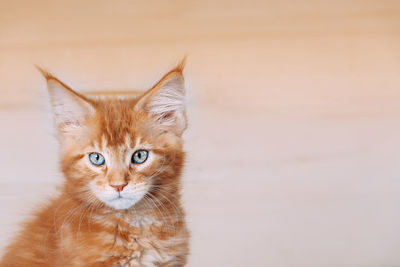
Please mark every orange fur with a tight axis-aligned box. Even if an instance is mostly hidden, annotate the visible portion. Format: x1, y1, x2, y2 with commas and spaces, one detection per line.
0, 62, 189, 267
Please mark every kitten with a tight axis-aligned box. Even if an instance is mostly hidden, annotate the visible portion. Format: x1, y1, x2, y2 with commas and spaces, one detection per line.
0, 62, 190, 266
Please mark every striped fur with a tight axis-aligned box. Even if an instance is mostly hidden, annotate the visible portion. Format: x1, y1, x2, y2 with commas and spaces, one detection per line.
0, 62, 189, 267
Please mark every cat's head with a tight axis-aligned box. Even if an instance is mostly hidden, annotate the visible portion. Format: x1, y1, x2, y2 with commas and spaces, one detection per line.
40, 63, 186, 210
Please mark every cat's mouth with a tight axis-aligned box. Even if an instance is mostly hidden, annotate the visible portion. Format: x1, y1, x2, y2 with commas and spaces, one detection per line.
102, 192, 147, 210
105, 196, 137, 210
90, 181, 149, 210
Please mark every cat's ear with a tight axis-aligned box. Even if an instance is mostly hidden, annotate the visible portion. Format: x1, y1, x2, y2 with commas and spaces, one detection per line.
135, 61, 187, 135
37, 67, 95, 138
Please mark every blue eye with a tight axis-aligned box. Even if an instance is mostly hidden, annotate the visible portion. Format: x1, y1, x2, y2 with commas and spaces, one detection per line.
131, 150, 149, 164
89, 152, 105, 166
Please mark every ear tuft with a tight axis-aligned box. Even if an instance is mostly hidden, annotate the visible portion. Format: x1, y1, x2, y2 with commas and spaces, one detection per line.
174, 56, 186, 73
135, 61, 187, 135
35, 65, 56, 81
38, 68, 95, 139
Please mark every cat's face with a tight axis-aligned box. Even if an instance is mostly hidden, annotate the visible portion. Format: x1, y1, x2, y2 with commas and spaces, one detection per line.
83, 134, 160, 210
41, 64, 186, 210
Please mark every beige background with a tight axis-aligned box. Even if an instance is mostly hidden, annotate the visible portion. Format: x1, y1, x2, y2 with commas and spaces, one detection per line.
1, 0, 400, 266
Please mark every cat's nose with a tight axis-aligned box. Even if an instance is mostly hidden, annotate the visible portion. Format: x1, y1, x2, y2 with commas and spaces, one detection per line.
110, 183, 128, 192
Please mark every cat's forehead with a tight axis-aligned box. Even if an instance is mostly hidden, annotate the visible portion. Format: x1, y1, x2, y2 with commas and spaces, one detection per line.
91, 98, 144, 147
84, 96, 167, 150
91, 134, 143, 153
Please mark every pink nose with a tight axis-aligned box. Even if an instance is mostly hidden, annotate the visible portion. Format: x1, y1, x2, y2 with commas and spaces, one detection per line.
110, 183, 128, 192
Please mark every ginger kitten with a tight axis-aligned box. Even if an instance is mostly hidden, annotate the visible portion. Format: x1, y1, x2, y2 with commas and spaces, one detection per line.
0, 62, 190, 266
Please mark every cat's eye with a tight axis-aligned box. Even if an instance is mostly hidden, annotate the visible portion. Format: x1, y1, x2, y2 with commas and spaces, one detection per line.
131, 150, 149, 164
89, 152, 105, 166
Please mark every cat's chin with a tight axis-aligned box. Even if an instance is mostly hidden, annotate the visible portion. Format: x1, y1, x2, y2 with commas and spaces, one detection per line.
104, 197, 137, 210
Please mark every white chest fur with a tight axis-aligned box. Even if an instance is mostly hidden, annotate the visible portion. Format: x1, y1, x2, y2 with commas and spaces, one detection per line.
114, 215, 184, 266
116, 236, 185, 267
126, 215, 162, 228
